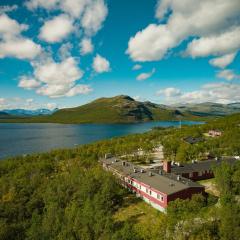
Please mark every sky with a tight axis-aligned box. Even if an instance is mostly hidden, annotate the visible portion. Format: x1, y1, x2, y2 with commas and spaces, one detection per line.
0, 0, 240, 110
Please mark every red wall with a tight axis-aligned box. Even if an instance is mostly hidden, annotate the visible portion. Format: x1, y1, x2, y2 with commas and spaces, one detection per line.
182, 172, 214, 181
126, 183, 168, 208
167, 187, 205, 203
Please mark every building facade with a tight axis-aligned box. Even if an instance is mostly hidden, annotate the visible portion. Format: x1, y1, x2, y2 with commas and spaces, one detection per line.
170, 157, 238, 181
100, 157, 204, 212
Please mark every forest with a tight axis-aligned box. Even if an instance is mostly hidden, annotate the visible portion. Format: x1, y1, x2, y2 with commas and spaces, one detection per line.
0, 113, 240, 239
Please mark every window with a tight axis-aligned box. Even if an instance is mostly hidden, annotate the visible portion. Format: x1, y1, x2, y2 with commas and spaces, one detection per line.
146, 188, 149, 194
149, 190, 152, 195
157, 194, 164, 202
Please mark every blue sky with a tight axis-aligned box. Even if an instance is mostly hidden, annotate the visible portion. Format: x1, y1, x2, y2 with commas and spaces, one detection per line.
0, 0, 240, 110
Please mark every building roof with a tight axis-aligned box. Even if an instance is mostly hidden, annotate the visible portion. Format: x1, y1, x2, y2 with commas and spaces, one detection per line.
171, 157, 238, 174
100, 157, 203, 196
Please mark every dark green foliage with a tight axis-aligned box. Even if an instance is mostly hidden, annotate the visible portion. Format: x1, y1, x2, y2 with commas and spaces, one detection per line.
0, 113, 240, 239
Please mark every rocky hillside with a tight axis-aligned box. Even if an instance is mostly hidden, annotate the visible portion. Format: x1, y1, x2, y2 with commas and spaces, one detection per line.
1, 96, 240, 124
175, 102, 240, 116
49, 95, 184, 123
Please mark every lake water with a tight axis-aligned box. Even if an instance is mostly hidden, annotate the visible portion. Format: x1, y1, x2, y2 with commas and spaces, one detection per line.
0, 121, 203, 159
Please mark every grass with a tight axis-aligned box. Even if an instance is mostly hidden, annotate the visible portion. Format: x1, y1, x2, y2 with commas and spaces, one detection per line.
114, 194, 165, 239
198, 178, 220, 197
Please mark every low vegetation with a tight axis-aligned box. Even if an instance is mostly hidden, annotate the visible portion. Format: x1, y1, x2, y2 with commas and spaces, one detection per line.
0, 113, 240, 239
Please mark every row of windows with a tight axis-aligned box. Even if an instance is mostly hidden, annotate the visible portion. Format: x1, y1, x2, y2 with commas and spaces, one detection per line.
126, 178, 164, 202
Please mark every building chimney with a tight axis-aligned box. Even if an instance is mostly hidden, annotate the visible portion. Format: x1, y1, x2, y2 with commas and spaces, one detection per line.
163, 161, 171, 173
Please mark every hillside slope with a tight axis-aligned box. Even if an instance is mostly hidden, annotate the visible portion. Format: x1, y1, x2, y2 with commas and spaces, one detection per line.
47, 95, 184, 123
175, 102, 240, 116
1, 96, 239, 124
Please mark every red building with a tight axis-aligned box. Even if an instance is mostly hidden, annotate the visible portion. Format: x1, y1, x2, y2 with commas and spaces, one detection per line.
100, 157, 204, 212
169, 157, 238, 181
208, 130, 222, 137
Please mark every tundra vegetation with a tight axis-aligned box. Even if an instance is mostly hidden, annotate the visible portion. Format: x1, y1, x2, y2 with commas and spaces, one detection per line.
0, 113, 240, 239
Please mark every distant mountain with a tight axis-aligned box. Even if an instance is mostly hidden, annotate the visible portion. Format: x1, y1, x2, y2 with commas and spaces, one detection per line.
1, 96, 240, 124
0, 111, 9, 118
174, 102, 240, 116
46, 95, 185, 123
2, 108, 58, 116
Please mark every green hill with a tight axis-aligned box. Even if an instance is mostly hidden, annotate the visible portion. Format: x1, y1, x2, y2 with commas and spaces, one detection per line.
175, 102, 240, 116
43, 95, 186, 123
2, 96, 239, 124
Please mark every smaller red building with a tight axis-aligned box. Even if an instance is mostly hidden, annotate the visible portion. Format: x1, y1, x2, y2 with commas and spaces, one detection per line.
208, 130, 222, 137
100, 157, 204, 212
168, 157, 238, 181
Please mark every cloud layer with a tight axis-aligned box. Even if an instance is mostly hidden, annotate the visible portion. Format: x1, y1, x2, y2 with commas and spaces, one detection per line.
92, 54, 110, 73
0, 14, 41, 59
127, 0, 240, 64
39, 14, 74, 43
20, 57, 92, 98
0, 97, 57, 110
136, 68, 155, 81
0, 0, 109, 99
157, 83, 240, 104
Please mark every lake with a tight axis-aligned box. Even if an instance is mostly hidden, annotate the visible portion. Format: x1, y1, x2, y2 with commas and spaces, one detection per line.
0, 121, 203, 159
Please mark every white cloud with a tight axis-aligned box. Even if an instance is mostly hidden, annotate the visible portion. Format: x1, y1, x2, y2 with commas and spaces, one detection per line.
209, 53, 237, 68
0, 98, 6, 105
132, 64, 142, 70
186, 27, 240, 58
0, 14, 41, 59
92, 54, 110, 73
18, 76, 41, 89
18, 57, 91, 98
25, 0, 59, 10
60, 0, 89, 18
39, 14, 74, 43
80, 38, 93, 55
127, 24, 177, 62
217, 69, 239, 81
0, 97, 58, 110
34, 57, 83, 84
46, 102, 58, 110
66, 84, 92, 97
0, 38, 42, 59
0, 14, 27, 39
136, 68, 155, 81
127, 0, 240, 62
26, 0, 88, 17
81, 0, 108, 36
27, 0, 108, 36
33, 57, 83, 97
156, 87, 182, 97
157, 83, 240, 104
